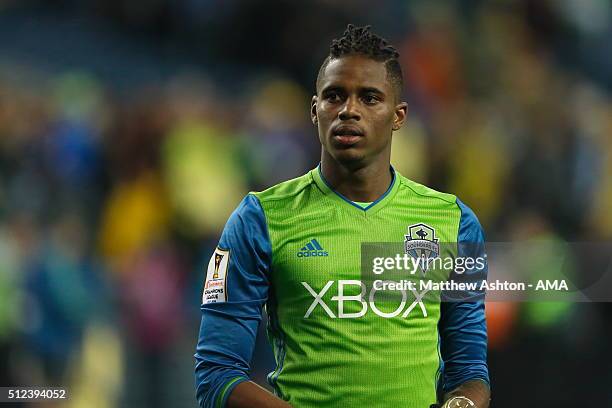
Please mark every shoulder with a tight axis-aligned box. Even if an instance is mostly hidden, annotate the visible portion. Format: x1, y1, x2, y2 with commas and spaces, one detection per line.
395, 172, 484, 238
455, 198, 480, 225
250, 171, 315, 204
222, 194, 267, 238
396, 173, 457, 207
455, 197, 485, 242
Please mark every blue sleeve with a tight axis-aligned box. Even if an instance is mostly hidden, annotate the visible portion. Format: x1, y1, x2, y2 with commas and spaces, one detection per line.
438, 198, 490, 395
194, 194, 272, 408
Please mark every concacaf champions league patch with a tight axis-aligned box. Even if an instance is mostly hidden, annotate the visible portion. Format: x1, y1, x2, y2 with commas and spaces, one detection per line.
202, 247, 230, 304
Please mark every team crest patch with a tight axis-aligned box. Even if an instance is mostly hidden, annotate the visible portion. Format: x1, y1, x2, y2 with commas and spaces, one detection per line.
404, 223, 440, 275
203, 247, 230, 304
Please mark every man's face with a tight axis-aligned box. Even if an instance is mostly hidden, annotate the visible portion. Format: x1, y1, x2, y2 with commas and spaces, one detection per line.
312, 55, 407, 166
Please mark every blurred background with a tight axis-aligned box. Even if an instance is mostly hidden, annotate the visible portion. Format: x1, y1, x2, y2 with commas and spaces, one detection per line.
0, 0, 611, 407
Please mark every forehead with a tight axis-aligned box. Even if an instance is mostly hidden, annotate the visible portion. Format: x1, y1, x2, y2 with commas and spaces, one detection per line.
319, 55, 391, 93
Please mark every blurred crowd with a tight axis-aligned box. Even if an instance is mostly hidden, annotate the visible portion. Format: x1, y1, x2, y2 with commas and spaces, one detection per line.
0, 1, 611, 407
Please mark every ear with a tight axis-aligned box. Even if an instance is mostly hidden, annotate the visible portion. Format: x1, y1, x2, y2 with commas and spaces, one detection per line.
392, 102, 408, 131
311, 95, 318, 125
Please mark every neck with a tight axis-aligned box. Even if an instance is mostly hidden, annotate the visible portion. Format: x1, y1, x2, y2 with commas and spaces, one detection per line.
320, 152, 393, 202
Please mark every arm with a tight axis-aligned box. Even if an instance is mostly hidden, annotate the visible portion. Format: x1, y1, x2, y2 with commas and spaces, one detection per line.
194, 195, 289, 408
442, 379, 490, 407
227, 381, 291, 408
437, 199, 491, 408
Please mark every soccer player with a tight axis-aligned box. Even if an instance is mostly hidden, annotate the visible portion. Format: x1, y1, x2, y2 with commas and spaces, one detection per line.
195, 24, 490, 408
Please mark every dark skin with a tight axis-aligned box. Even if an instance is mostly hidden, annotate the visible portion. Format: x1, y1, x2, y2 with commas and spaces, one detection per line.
312, 54, 406, 201
227, 381, 290, 408
443, 380, 491, 408
227, 54, 490, 408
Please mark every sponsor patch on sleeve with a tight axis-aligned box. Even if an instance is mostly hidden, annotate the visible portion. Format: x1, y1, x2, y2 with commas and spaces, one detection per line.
202, 247, 230, 304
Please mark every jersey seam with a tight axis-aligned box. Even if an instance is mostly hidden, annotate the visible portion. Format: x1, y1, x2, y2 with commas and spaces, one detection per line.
436, 331, 444, 403
456, 198, 464, 241
264, 288, 287, 399
248, 193, 287, 396
438, 196, 464, 397
251, 175, 315, 203
248, 193, 275, 279
399, 176, 457, 205
455, 197, 463, 280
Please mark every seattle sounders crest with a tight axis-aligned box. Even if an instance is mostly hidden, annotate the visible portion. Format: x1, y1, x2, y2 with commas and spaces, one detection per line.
404, 223, 440, 275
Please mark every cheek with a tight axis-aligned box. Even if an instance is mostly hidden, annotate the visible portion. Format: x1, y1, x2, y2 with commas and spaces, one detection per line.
317, 105, 337, 122
369, 108, 395, 130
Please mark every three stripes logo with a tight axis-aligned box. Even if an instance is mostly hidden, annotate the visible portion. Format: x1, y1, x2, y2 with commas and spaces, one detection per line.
297, 239, 329, 258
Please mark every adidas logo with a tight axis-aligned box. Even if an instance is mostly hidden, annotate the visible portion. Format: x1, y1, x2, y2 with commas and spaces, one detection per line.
297, 239, 329, 257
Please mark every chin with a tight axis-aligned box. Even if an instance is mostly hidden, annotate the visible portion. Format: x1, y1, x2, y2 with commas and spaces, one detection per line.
330, 149, 367, 166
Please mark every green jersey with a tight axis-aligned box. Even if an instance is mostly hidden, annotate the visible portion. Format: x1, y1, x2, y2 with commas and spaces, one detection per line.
195, 166, 489, 408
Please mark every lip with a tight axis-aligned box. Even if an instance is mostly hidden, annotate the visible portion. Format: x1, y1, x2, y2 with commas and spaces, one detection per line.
331, 124, 364, 146
332, 124, 364, 137
333, 134, 361, 146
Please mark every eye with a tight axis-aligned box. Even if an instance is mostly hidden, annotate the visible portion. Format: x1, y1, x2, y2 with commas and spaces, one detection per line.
324, 91, 341, 103
362, 94, 380, 105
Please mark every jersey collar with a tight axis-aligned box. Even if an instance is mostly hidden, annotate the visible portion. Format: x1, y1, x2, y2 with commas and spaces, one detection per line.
311, 163, 400, 216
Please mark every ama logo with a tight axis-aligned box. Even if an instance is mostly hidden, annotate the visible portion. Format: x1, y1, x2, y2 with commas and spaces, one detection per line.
297, 239, 329, 257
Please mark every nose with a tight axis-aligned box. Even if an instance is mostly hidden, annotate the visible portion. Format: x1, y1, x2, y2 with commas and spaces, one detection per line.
338, 96, 361, 121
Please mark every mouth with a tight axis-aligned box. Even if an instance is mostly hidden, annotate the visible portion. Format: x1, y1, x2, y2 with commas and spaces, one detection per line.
331, 125, 364, 146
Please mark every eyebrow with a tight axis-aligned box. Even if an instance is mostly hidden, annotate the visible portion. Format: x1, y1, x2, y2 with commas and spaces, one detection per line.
320, 85, 343, 94
320, 85, 386, 96
360, 87, 385, 96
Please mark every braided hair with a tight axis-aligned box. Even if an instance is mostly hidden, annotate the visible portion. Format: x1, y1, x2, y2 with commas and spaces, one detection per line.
317, 24, 403, 98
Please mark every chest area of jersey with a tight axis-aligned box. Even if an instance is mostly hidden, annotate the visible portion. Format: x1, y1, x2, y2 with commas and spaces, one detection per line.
269, 211, 458, 315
